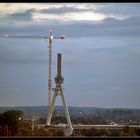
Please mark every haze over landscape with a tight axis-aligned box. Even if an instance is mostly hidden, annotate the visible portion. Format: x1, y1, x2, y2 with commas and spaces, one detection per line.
0, 3, 140, 108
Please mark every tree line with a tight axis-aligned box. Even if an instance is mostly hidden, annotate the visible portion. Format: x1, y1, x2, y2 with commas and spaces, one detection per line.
0, 110, 23, 136
1, 109, 140, 137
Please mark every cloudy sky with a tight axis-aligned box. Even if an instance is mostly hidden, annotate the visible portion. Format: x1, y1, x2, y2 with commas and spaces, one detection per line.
0, 3, 140, 108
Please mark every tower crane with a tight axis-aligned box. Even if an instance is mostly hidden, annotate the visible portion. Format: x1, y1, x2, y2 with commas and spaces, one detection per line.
4, 30, 65, 122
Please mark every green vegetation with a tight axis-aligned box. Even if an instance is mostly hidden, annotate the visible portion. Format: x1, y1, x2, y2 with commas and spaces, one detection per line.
1, 108, 140, 137
72, 127, 139, 137
122, 125, 135, 136
1, 106, 140, 124
0, 109, 65, 136
0, 109, 23, 136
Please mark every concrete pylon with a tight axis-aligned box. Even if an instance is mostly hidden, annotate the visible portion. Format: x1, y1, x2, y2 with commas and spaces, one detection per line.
46, 53, 73, 135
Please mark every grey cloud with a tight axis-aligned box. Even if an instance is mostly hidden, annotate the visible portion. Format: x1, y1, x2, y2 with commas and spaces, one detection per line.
39, 6, 90, 14
93, 3, 140, 17
1, 16, 140, 39
38, 16, 140, 38
0, 15, 140, 66
6, 9, 36, 21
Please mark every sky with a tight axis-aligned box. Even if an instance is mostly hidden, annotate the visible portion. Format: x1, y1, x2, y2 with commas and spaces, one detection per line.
0, 3, 140, 108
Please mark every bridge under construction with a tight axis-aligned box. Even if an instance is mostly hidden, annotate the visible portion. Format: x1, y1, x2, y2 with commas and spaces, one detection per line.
37, 124, 140, 130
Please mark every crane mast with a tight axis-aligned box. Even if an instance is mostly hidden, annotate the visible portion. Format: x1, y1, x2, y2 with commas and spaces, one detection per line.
48, 31, 52, 111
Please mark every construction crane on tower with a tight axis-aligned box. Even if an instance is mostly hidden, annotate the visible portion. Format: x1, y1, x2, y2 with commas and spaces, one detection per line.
4, 30, 65, 116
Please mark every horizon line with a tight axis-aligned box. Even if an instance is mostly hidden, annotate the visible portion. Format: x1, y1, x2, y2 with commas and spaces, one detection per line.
0, 105, 140, 110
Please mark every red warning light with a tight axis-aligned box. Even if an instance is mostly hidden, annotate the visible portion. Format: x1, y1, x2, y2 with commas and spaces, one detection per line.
61, 35, 65, 39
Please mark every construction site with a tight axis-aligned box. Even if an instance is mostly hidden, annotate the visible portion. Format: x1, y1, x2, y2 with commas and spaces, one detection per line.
1, 3, 140, 137
4, 30, 73, 136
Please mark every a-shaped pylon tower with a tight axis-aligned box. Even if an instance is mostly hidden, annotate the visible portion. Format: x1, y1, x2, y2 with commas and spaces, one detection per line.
46, 53, 73, 134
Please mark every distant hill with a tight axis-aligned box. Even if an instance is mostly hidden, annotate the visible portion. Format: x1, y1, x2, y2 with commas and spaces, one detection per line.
0, 106, 140, 122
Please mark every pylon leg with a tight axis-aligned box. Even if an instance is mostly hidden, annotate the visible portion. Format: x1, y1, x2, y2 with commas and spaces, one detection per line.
60, 90, 73, 132
46, 91, 57, 126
